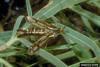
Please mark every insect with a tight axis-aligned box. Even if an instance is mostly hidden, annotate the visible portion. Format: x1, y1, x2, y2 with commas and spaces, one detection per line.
25, 16, 63, 37
17, 16, 64, 54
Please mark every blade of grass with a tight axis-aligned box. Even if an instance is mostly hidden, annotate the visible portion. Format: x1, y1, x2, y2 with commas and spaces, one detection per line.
81, 16, 94, 32
23, 0, 33, 28
0, 63, 3, 67
0, 58, 13, 67
26, 0, 32, 16
37, 49, 68, 67
72, 44, 92, 61
88, 0, 100, 8
11, 15, 24, 38
71, 6, 100, 27
56, 51, 75, 60
0, 16, 24, 51
55, 22, 100, 57
33, 0, 87, 19
38, 51, 76, 64
0, 37, 18, 52
0, 40, 5, 45
0, 51, 17, 57
0, 31, 12, 42
18, 38, 32, 48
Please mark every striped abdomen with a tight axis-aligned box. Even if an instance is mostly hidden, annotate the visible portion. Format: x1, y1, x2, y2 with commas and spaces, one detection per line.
17, 28, 49, 36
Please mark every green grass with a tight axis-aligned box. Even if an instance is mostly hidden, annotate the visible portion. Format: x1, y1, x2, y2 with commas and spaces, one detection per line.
0, 0, 100, 67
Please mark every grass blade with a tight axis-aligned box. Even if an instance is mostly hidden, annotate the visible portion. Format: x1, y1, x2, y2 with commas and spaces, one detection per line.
33, 0, 87, 19
18, 38, 32, 48
23, 0, 33, 29
37, 49, 68, 67
0, 58, 13, 67
0, 51, 17, 57
0, 31, 12, 42
11, 16, 24, 38
26, 0, 32, 16
56, 23, 100, 57
71, 6, 100, 27
56, 51, 75, 60
81, 16, 94, 32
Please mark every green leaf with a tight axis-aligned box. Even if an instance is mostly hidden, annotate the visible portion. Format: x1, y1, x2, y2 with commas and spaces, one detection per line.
0, 51, 17, 57
88, 0, 100, 8
56, 23, 100, 57
33, 0, 87, 19
0, 22, 22, 51
37, 49, 68, 67
11, 16, 24, 38
81, 16, 94, 32
0, 37, 18, 52
23, 0, 33, 29
0, 63, 3, 67
56, 51, 75, 60
71, 6, 100, 27
26, 0, 32, 16
18, 38, 32, 48
72, 44, 92, 61
0, 58, 13, 67
0, 40, 5, 45
0, 31, 12, 42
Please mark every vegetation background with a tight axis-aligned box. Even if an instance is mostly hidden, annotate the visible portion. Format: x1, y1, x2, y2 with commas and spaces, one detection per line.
0, 0, 100, 67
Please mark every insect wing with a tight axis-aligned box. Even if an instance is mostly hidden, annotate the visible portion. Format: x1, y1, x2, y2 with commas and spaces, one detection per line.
26, 16, 46, 29
28, 34, 50, 55
26, 16, 57, 30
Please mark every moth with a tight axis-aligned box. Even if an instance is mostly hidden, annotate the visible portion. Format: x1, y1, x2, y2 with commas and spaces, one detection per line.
17, 16, 63, 54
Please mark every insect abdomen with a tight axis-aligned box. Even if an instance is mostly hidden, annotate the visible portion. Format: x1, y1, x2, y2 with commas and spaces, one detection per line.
27, 28, 47, 34
17, 28, 48, 36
